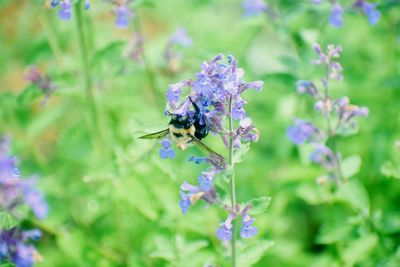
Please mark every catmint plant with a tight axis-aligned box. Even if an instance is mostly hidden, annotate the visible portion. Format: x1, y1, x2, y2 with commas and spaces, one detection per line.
154, 54, 264, 265
288, 43, 368, 185
25, 66, 57, 107
50, 0, 136, 28
0, 137, 48, 267
312, 0, 381, 27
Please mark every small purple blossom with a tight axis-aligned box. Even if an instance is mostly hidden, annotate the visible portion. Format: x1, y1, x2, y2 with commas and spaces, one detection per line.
179, 181, 217, 214
287, 119, 322, 145
240, 205, 258, 238
242, 0, 268, 17
115, 4, 134, 28
329, 4, 343, 27
169, 28, 192, 48
296, 80, 320, 98
354, 0, 381, 25
25, 66, 57, 106
58, 0, 72, 20
84, 0, 90, 10
159, 138, 176, 159
310, 144, 338, 170
50, 0, 59, 7
216, 213, 235, 241
0, 137, 48, 220
0, 228, 42, 267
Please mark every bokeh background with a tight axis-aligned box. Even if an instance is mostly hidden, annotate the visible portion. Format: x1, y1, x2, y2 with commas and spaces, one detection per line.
1, 0, 400, 266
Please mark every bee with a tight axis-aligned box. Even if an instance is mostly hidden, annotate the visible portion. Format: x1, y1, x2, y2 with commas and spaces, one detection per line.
139, 98, 224, 161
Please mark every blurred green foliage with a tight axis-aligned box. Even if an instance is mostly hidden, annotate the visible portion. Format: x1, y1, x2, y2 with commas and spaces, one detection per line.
0, 0, 400, 266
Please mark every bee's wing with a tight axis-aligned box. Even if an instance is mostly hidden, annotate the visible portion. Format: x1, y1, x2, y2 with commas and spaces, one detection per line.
190, 135, 224, 160
139, 129, 170, 139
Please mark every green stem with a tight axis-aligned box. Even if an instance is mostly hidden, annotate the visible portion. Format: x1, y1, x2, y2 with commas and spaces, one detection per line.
324, 67, 342, 185
228, 96, 237, 267
74, 1, 103, 156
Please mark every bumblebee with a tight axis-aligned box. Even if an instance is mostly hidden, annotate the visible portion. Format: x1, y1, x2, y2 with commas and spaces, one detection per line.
140, 99, 223, 160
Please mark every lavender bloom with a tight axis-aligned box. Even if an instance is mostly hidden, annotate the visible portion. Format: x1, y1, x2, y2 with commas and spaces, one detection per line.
21, 180, 49, 220
0, 138, 48, 220
354, 0, 381, 25
58, 0, 72, 20
239, 205, 258, 238
169, 28, 192, 48
216, 213, 235, 241
0, 228, 42, 267
310, 144, 338, 170
179, 181, 216, 214
25, 66, 57, 106
296, 80, 320, 98
333, 97, 369, 128
84, 0, 90, 10
159, 138, 175, 159
242, 0, 268, 17
115, 4, 133, 28
287, 119, 321, 145
329, 4, 343, 27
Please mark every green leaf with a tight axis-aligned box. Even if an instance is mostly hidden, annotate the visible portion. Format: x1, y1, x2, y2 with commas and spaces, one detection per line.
234, 143, 250, 164
17, 85, 41, 106
381, 161, 400, 179
341, 234, 378, 265
316, 223, 353, 244
246, 196, 272, 216
335, 180, 370, 216
0, 262, 15, 267
0, 212, 19, 230
341, 155, 362, 179
237, 240, 274, 267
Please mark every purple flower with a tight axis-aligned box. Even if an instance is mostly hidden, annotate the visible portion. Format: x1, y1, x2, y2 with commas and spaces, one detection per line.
216, 213, 235, 241
333, 97, 369, 128
179, 181, 216, 214
0, 228, 42, 267
240, 217, 258, 238
169, 28, 192, 47
115, 4, 133, 28
242, 0, 268, 17
287, 119, 321, 145
329, 4, 343, 27
25, 66, 57, 106
310, 144, 337, 170
0, 138, 48, 219
58, 0, 72, 20
159, 139, 175, 159
296, 80, 320, 98
84, 0, 90, 10
21, 180, 49, 220
354, 0, 381, 25
197, 171, 214, 191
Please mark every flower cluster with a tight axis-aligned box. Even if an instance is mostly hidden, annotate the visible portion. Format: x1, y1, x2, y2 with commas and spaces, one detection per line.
312, 0, 381, 27
25, 66, 57, 107
50, 0, 135, 28
0, 137, 48, 267
217, 204, 258, 241
0, 229, 42, 267
50, 0, 90, 20
160, 54, 263, 240
242, 0, 268, 17
287, 44, 368, 183
0, 137, 48, 219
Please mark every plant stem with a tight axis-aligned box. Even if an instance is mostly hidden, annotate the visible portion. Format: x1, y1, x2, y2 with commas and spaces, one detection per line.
228, 96, 237, 267
324, 67, 343, 184
74, 1, 103, 156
